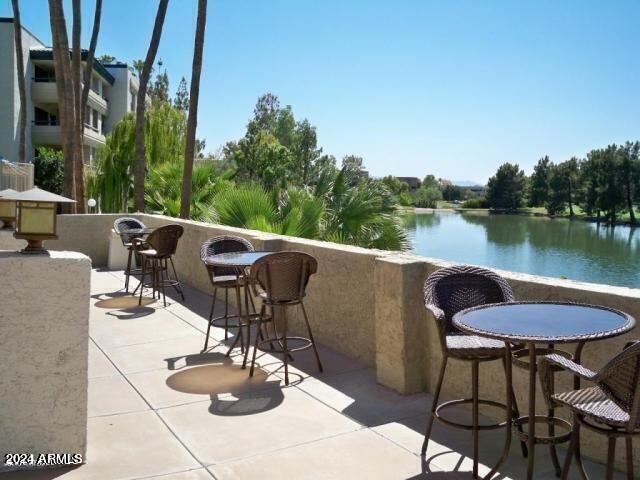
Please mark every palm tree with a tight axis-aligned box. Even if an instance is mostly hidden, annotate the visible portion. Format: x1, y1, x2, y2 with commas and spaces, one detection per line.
71, 0, 85, 212
48, 0, 76, 209
133, 0, 170, 212
80, 0, 103, 137
180, 0, 208, 219
11, 0, 26, 164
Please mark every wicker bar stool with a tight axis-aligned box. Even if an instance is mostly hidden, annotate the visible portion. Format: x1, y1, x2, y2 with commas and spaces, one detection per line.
113, 217, 146, 292
540, 340, 640, 480
200, 236, 255, 353
248, 251, 323, 385
136, 224, 185, 307
421, 265, 526, 478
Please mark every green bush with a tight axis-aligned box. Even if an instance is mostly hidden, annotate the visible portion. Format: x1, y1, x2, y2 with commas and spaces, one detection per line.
461, 198, 489, 209
34, 147, 64, 194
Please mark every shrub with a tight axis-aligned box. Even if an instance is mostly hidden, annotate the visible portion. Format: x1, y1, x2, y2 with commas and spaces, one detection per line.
461, 198, 489, 209
34, 147, 64, 194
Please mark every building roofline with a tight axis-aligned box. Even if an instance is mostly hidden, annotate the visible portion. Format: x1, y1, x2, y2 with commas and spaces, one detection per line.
0, 17, 46, 47
30, 48, 115, 85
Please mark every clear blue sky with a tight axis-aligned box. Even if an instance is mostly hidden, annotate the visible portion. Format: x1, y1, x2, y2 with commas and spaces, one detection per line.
4, 0, 639, 183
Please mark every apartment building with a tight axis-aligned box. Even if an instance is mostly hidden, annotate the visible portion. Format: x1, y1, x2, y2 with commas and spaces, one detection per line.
0, 17, 141, 166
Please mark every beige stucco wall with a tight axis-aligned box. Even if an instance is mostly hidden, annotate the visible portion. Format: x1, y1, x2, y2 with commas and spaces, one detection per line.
0, 250, 91, 471
4, 213, 638, 469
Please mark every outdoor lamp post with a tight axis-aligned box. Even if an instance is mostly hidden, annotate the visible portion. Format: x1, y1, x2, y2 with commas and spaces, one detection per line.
4, 187, 76, 254
0, 189, 18, 230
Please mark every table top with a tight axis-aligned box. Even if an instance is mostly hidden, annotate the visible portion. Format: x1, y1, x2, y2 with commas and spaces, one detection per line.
204, 251, 272, 267
117, 227, 154, 236
453, 301, 635, 343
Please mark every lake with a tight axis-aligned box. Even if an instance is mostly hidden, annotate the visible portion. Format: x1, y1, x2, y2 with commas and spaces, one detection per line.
403, 211, 640, 288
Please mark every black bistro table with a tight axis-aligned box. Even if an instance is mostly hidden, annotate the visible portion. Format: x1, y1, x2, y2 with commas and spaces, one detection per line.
204, 251, 272, 365
453, 301, 635, 480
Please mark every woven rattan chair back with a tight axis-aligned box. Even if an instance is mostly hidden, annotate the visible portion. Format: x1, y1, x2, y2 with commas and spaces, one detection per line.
424, 265, 515, 344
250, 251, 317, 304
114, 217, 146, 245
146, 224, 184, 258
200, 236, 254, 277
597, 341, 640, 428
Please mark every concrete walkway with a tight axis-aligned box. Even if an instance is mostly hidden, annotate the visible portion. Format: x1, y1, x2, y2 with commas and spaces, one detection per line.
9, 269, 619, 480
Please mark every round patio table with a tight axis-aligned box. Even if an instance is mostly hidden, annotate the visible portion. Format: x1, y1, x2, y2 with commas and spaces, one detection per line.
117, 227, 155, 237
453, 301, 635, 480
204, 251, 273, 365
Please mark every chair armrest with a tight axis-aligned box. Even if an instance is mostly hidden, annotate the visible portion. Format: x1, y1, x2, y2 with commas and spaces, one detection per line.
131, 237, 149, 250
539, 354, 597, 407
425, 304, 445, 322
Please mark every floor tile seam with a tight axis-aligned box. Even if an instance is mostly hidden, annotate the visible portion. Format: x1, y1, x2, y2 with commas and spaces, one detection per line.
89, 339, 207, 472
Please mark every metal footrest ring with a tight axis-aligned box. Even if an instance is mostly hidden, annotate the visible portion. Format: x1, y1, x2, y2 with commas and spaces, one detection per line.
512, 415, 572, 445
511, 347, 573, 370
257, 336, 312, 354
435, 398, 510, 431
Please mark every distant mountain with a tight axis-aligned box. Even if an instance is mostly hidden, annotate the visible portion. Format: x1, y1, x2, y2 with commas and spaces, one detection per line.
452, 180, 482, 187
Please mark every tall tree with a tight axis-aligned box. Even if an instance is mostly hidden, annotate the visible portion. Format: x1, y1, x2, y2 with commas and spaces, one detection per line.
11, 0, 26, 164
133, 0, 169, 212
619, 141, 639, 224
71, 0, 85, 210
173, 76, 189, 111
48, 0, 76, 209
529, 156, 551, 207
80, 0, 102, 130
486, 163, 526, 211
180, 0, 208, 219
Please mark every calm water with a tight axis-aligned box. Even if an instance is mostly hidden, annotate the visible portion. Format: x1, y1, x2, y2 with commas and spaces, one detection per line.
403, 211, 640, 288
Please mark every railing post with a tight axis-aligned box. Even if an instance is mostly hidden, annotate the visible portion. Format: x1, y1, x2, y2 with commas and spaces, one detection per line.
374, 255, 429, 394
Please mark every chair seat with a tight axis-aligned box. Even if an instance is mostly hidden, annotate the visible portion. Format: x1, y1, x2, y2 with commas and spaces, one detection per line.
446, 334, 505, 359
139, 248, 165, 258
552, 386, 629, 427
212, 275, 243, 287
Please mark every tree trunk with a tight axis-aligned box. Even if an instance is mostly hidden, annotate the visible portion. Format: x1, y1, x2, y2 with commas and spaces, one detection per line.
71, 0, 85, 212
133, 0, 169, 212
180, 0, 207, 219
48, 0, 76, 211
11, 0, 26, 164
568, 178, 574, 217
626, 180, 636, 224
80, 0, 102, 129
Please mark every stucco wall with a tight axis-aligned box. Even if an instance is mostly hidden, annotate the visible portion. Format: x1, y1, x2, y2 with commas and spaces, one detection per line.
0, 251, 91, 470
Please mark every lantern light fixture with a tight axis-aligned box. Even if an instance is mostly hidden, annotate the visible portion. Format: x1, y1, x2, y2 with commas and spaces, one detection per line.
0, 188, 18, 230
2, 187, 75, 254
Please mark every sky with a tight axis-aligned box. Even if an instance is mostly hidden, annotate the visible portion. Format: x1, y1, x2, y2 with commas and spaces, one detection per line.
3, 0, 639, 183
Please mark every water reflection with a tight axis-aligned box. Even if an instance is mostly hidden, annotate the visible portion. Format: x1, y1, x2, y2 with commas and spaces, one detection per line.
404, 211, 640, 288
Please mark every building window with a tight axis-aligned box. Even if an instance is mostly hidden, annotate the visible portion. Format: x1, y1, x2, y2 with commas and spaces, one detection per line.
34, 107, 58, 126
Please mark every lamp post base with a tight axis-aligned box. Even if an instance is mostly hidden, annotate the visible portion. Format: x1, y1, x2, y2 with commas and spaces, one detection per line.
20, 239, 47, 255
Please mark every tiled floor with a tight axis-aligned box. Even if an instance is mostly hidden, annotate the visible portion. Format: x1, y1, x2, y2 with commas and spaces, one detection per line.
7, 269, 621, 480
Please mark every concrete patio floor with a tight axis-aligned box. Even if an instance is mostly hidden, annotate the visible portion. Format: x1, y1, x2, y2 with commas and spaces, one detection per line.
7, 269, 621, 480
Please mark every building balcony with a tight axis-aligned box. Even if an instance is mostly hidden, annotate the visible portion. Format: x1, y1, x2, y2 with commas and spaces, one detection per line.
31, 78, 108, 115
31, 122, 106, 148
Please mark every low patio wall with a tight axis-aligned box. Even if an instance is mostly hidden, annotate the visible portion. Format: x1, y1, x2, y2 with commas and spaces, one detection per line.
6, 213, 639, 469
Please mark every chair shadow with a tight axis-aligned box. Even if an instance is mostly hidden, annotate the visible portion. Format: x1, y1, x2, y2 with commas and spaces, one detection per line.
164, 354, 284, 416
106, 306, 155, 320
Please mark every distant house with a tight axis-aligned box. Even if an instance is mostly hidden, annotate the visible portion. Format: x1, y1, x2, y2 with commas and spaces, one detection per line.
396, 177, 420, 191
0, 17, 142, 166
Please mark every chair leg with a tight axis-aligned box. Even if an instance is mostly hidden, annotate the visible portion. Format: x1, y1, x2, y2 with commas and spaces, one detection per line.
250, 305, 266, 377
300, 302, 323, 373
606, 436, 617, 480
160, 259, 167, 307
421, 356, 448, 456
282, 307, 290, 385
561, 416, 579, 480
235, 284, 245, 354
502, 356, 528, 458
626, 437, 633, 480
202, 288, 217, 353
472, 359, 479, 479
546, 347, 562, 477
169, 257, 185, 301
138, 256, 147, 306
125, 248, 133, 292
